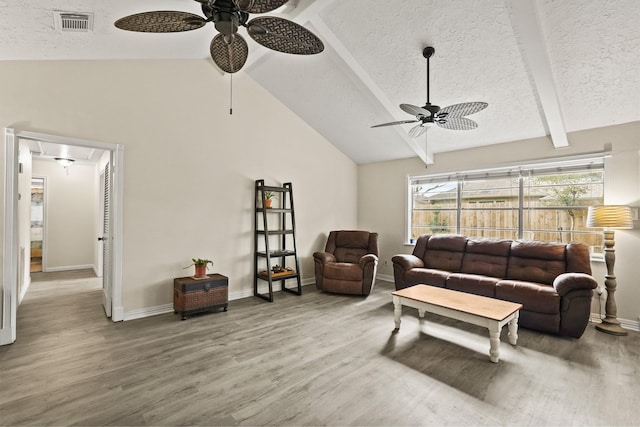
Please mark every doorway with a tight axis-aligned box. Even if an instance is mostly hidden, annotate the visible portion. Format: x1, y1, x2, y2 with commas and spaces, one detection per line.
2, 129, 124, 346
30, 177, 45, 273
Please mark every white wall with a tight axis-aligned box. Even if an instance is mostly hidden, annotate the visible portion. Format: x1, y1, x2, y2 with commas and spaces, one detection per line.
0, 59, 358, 316
31, 159, 97, 271
359, 122, 640, 324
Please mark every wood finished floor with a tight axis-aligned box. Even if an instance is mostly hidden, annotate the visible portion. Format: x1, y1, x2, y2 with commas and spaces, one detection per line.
1, 274, 639, 426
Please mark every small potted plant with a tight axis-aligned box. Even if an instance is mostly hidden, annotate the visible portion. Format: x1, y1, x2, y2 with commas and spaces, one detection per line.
263, 191, 277, 209
184, 258, 213, 279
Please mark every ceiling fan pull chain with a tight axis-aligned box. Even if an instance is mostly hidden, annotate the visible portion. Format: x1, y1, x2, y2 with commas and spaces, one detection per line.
229, 73, 233, 115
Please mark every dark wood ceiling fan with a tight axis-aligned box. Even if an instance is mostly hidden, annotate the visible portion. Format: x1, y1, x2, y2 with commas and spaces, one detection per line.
372, 46, 488, 137
114, 0, 324, 74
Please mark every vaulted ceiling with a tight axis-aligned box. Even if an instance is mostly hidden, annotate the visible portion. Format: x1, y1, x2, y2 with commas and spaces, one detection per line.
2, 0, 639, 164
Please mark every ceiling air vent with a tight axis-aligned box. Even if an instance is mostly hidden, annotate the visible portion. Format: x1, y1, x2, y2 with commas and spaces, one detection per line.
54, 11, 94, 32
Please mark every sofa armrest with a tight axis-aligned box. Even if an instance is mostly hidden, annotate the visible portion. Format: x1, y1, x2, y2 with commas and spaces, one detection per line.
553, 272, 598, 296
359, 254, 379, 295
313, 252, 337, 291
391, 254, 424, 271
313, 252, 336, 264
359, 254, 378, 269
392, 254, 423, 290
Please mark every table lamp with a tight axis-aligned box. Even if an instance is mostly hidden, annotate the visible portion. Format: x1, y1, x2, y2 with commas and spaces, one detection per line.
586, 205, 633, 335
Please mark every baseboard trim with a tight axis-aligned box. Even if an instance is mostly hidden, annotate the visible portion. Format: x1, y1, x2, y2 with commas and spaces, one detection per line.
102, 277, 640, 332
377, 273, 394, 283
0, 327, 15, 346
45, 264, 94, 272
122, 279, 317, 322
112, 306, 125, 322
590, 313, 639, 332
124, 304, 174, 321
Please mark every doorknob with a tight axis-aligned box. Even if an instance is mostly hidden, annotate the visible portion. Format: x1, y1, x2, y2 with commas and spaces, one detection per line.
98, 237, 105, 241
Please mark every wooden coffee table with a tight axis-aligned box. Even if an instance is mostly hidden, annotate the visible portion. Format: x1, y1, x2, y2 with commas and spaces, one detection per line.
392, 285, 523, 363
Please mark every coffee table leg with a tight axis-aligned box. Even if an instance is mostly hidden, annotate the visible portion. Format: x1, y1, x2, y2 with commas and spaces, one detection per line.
508, 312, 519, 345
488, 326, 501, 363
392, 295, 402, 331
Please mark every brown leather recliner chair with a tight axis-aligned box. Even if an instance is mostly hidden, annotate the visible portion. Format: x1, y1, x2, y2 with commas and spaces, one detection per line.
313, 230, 379, 295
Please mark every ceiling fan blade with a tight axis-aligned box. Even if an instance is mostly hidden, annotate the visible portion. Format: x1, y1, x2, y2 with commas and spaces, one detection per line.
210, 33, 249, 74
371, 119, 419, 129
400, 104, 431, 117
115, 11, 206, 33
438, 102, 488, 118
409, 124, 427, 138
437, 117, 478, 130
247, 17, 324, 55
237, 0, 290, 13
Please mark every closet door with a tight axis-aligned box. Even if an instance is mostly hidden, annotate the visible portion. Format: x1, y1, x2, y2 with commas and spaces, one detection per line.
100, 161, 112, 317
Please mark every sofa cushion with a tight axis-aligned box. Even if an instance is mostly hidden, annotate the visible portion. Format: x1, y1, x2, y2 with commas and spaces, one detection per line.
335, 230, 370, 248
412, 235, 430, 259
331, 231, 372, 263
506, 240, 566, 285
324, 263, 363, 281
446, 273, 500, 297
405, 268, 449, 288
460, 238, 511, 277
496, 279, 560, 314
424, 234, 467, 272
334, 248, 368, 264
566, 243, 592, 274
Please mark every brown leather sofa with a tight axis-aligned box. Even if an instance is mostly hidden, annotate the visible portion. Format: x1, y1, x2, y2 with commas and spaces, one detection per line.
392, 234, 598, 338
313, 230, 379, 296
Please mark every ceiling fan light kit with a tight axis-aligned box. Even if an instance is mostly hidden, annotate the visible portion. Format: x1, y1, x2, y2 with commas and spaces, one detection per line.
372, 46, 488, 136
114, 0, 324, 74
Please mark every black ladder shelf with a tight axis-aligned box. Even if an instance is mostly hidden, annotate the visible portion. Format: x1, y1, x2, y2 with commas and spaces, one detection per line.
254, 179, 302, 302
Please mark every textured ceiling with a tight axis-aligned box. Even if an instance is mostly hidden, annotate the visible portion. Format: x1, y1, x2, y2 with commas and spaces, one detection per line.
1, 0, 639, 164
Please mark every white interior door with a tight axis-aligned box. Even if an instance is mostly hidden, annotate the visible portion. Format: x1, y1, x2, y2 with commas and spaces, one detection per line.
97, 172, 105, 278
101, 161, 112, 317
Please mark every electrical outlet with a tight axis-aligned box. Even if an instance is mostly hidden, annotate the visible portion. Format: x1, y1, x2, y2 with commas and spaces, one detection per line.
595, 287, 604, 296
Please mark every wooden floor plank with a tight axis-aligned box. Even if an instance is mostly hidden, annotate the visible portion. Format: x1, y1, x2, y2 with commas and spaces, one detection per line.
0, 275, 638, 426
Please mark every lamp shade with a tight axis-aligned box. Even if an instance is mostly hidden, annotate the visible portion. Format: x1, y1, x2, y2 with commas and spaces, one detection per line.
586, 205, 633, 229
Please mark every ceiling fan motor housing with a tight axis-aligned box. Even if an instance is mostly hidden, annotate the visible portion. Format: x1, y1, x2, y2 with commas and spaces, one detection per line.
419, 103, 440, 124
214, 11, 239, 34
423, 103, 440, 116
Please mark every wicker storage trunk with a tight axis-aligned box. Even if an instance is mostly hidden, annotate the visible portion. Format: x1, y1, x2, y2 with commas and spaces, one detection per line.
174, 273, 228, 320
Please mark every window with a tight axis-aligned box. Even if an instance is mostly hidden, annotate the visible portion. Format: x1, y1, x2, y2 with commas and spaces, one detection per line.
408, 157, 605, 251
